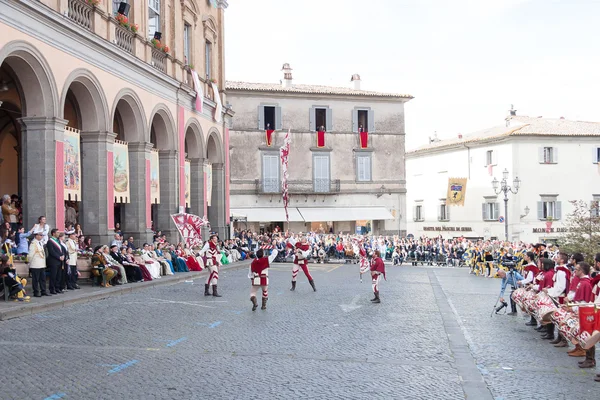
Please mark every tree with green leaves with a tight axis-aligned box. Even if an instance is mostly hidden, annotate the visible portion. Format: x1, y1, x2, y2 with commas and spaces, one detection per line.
558, 200, 600, 264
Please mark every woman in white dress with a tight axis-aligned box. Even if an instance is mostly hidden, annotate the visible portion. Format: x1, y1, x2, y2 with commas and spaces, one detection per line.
141, 243, 162, 279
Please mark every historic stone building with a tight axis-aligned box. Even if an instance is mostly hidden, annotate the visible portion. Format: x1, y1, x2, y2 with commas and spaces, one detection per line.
228, 65, 413, 235
0, 0, 233, 244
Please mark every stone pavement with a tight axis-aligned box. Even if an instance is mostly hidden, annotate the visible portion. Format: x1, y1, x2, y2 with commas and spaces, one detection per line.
0, 262, 597, 399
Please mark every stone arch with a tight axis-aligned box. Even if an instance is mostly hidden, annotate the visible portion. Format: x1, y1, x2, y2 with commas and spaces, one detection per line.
60, 69, 110, 133
205, 127, 223, 163
0, 40, 59, 117
148, 104, 176, 150
184, 117, 205, 159
111, 88, 147, 142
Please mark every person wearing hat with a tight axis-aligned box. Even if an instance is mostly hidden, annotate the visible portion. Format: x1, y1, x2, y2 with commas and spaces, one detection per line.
103, 245, 127, 285
28, 229, 48, 297
91, 245, 117, 287
66, 230, 80, 289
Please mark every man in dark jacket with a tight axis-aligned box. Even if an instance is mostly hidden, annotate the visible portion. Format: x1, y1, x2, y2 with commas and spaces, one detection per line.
46, 228, 65, 294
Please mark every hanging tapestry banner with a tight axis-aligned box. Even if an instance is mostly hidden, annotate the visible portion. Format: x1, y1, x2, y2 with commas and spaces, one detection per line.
113, 140, 131, 203
446, 178, 468, 207
185, 159, 191, 208
211, 81, 222, 123
63, 126, 81, 201
150, 149, 161, 204
205, 162, 213, 207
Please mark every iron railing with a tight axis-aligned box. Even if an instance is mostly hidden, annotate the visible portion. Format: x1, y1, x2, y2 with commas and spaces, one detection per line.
115, 24, 134, 54
67, 0, 92, 30
254, 179, 340, 194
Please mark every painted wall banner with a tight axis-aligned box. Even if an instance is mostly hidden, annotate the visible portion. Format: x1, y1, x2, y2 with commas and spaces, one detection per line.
446, 177, 468, 206
205, 162, 213, 207
55, 140, 65, 231
63, 126, 81, 202
113, 140, 130, 203
224, 127, 230, 224
107, 151, 114, 229
185, 159, 191, 208
145, 159, 152, 229
211, 81, 222, 123
150, 149, 161, 204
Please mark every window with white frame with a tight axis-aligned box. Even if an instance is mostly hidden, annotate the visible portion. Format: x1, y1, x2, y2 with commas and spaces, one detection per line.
356, 154, 372, 182
310, 106, 332, 132
482, 201, 500, 221
539, 146, 557, 163
413, 204, 423, 222
537, 197, 562, 220
438, 201, 449, 221
313, 154, 330, 193
595, 147, 600, 163
148, 0, 160, 40
262, 154, 280, 193
205, 40, 212, 80
486, 150, 493, 165
591, 195, 600, 218
183, 23, 191, 65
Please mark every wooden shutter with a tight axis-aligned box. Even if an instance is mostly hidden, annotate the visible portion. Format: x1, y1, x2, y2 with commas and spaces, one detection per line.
314, 155, 330, 192
538, 147, 544, 163
537, 201, 544, 220
309, 107, 315, 132
262, 155, 279, 192
553, 147, 558, 163
326, 108, 333, 132
494, 203, 500, 220
352, 110, 358, 133
413, 205, 418, 222
257, 105, 265, 130
368, 109, 375, 133
555, 201, 562, 220
492, 150, 498, 165
482, 203, 487, 220
275, 106, 282, 130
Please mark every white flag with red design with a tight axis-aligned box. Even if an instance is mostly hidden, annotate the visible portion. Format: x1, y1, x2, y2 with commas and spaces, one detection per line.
171, 213, 210, 248
280, 129, 291, 222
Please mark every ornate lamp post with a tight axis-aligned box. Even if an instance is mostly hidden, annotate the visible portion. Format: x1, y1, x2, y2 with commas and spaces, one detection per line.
492, 168, 521, 241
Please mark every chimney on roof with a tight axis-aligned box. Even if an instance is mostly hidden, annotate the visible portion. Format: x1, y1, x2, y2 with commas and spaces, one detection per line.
351, 74, 361, 90
509, 104, 517, 116
560, 116, 565, 119
458, 134, 463, 139
281, 63, 292, 88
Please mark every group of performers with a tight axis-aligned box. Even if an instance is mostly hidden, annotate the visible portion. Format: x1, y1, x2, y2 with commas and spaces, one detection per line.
506, 250, 600, 382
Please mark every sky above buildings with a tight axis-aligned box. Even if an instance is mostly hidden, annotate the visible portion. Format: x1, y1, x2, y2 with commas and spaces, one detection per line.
225, 0, 600, 149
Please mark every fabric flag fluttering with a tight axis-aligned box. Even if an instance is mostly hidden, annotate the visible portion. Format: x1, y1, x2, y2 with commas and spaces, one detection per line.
280, 129, 291, 222
171, 213, 210, 248
191, 70, 203, 113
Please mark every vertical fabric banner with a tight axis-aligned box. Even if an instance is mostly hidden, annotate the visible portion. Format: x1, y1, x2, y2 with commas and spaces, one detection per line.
150, 149, 161, 204
145, 159, 152, 229
359, 131, 368, 149
224, 127, 230, 225
63, 126, 81, 201
107, 151, 115, 229
185, 160, 191, 208
205, 162, 213, 207
316, 130, 325, 148
280, 129, 291, 222
191, 70, 203, 113
446, 178, 468, 206
113, 140, 131, 203
55, 140, 65, 231
266, 129, 274, 146
211, 81, 222, 123
178, 106, 186, 208
203, 167, 208, 218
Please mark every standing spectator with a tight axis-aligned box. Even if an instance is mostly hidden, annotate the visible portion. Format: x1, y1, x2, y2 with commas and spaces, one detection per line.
46, 228, 65, 294
110, 233, 122, 248
30, 216, 49, 245
65, 202, 77, 229
29, 230, 48, 297
15, 227, 31, 255
66, 230, 80, 289
126, 236, 137, 250
74, 223, 83, 238
2, 194, 19, 232
114, 223, 122, 235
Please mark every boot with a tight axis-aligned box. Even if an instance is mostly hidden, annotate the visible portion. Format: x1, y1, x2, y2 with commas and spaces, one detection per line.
309, 280, 316, 292
212, 285, 222, 297
261, 297, 267, 310
568, 344, 586, 357
250, 296, 258, 311
370, 293, 378, 302
535, 325, 546, 332
550, 336, 563, 345
579, 347, 595, 367
553, 338, 568, 348
541, 324, 554, 340
525, 317, 537, 326
290, 281, 296, 291
372, 292, 380, 304
204, 284, 211, 296
579, 358, 596, 368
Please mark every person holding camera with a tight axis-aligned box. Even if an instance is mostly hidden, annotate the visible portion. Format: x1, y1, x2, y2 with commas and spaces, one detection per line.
497, 268, 524, 315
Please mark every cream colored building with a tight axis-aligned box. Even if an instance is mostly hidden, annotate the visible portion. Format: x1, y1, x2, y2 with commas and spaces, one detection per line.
227, 66, 413, 235
0, 0, 233, 244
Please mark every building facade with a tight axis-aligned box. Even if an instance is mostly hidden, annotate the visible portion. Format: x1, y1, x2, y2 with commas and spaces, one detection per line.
406, 114, 600, 243
227, 66, 413, 235
0, 0, 233, 244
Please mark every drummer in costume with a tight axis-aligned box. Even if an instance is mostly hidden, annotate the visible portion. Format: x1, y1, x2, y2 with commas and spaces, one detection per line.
287, 236, 316, 292
370, 250, 386, 304
518, 251, 539, 325
357, 239, 369, 281
544, 253, 571, 346
249, 245, 278, 311
533, 258, 555, 334
580, 255, 600, 377
200, 235, 222, 297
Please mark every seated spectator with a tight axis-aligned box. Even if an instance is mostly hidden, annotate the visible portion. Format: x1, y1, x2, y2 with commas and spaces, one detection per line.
115, 246, 143, 283
91, 245, 117, 287
124, 247, 152, 281
141, 243, 162, 279
154, 242, 174, 274
104, 244, 127, 285
0, 254, 30, 301
126, 236, 137, 250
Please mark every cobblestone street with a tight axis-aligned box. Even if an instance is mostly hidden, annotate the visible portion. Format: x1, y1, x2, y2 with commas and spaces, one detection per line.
0, 263, 597, 399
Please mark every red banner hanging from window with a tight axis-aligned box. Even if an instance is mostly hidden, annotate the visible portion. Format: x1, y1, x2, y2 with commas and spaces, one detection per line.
359, 131, 368, 149
316, 130, 325, 148
266, 129, 274, 147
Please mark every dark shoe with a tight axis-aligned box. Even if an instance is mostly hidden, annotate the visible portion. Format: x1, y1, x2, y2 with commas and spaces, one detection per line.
525, 318, 537, 326
49, 291, 56, 295
578, 359, 596, 368
212, 285, 222, 298
553, 339, 568, 348
594, 375, 600, 382
261, 297, 268, 310
74, 285, 81, 289
42, 292, 52, 296
535, 325, 545, 332
67, 287, 75, 290
373, 293, 380, 304
34, 294, 42, 298
290, 281, 296, 291
550, 336, 562, 345
309, 280, 316, 292
251, 296, 258, 311
507, 312, 517, 316
204, 284, 211, 296
370, 295, 377, 302
541, 333, 555, 340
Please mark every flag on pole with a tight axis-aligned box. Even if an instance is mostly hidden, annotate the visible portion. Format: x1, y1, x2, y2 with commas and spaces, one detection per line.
191, 70, 203, 113
171, 213, 210, 248
280, 129, 291, 222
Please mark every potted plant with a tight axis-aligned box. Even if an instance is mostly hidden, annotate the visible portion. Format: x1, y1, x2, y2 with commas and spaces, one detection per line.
130, 24, 139, 33
116, 13, 130, 29
86, 0, 100, 6
210, 78, 217, 84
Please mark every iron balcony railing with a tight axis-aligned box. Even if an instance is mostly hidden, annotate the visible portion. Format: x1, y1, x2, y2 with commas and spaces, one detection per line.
255, 179, 341, 194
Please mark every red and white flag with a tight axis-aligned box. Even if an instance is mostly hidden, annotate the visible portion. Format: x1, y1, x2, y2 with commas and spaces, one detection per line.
280, 129, 291, 222
191, 70, 203, 113
488, 164, 493, 176
171, 213, 210, 248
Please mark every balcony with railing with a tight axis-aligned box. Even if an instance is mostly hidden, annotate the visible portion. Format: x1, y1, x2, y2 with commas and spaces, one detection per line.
255, 179, 341, 194
151, 48, 167, 73
67, 0, 92, 31
115, 24, 134, 54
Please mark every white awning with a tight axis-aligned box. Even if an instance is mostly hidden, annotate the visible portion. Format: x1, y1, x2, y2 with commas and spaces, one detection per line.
230, 207, 304, 222
297, 207, 394, 222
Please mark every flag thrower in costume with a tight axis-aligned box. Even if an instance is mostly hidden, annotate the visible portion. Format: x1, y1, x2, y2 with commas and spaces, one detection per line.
280, 129, 291, 222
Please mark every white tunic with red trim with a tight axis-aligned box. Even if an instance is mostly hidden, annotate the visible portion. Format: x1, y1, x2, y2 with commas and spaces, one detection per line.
201, 241, 221, 267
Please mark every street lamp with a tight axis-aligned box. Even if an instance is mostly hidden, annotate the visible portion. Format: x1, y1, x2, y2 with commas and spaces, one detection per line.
492, 168, 520, 241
